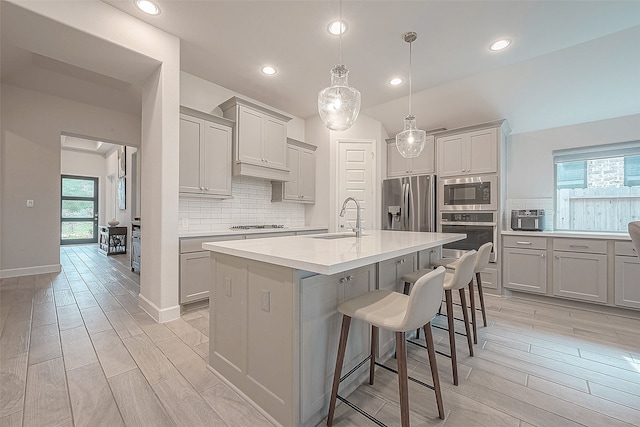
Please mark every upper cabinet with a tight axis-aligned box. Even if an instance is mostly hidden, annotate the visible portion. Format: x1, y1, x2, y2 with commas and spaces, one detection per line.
219, 96, 293, 181
437, 128, 497, 177
386, 135, 435, 177
272, 139, 317, 203
179, 107, 233, 198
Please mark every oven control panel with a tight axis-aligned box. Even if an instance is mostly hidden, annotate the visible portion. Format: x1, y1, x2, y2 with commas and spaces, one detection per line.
441, 212, 495, 223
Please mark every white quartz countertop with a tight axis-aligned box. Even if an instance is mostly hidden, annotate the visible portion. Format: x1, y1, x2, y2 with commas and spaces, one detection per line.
502, 230, 631, 240
179, 226, 328, 238
202, 230, 465, 275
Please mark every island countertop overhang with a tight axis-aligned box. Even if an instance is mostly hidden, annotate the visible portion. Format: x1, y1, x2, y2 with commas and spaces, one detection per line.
202, 230, 465, 275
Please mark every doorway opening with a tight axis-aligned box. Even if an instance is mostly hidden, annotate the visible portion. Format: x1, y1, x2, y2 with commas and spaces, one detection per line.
60, 175, 99, 244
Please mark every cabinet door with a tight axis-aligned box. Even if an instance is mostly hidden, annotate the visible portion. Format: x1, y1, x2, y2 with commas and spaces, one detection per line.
467, 128, 498, 174
299, 148, 316, 202
387, 142, 409, 177
179, 115, 203, 193
237, 106, 264, 165
553, 252, 607, 303
437, 134, 465, 177
283, 145, 300, 200
202, 121, 232, 196
503, 248, 547, 294
614, 256, 640, 309
409, 135, 435, 175
299, 265, 374, 425
180, 251, 211, 303
263, 116, 288, 170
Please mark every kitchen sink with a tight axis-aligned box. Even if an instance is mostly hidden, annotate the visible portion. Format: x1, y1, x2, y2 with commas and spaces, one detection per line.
310, 233, 357, 240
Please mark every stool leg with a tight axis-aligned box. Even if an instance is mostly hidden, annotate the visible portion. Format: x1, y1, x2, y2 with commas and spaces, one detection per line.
395, 331, 410, 427
423, 323, 445, 420
327, 315, 351, 427
458, 288, 474, 357
444, 289, 458, 386
476, 272, 488, 327
468, 279, 478, 344
370, 326, 378, 385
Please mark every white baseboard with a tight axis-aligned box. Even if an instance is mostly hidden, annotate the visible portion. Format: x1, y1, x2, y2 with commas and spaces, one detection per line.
0, 264, 61, 279
138, 293, 180, 323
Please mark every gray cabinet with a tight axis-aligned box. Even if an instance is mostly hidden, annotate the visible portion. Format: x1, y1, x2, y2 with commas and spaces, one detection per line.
386, 136, 435, 178
553, 238, 607, 303
219, 96, 292, 181
272, 139, 317, 203
179, 107, 233, 198
503, 236, 547, 294
299, 265, 376, 425
437, 127, 499, 177
615, 241, 640, 309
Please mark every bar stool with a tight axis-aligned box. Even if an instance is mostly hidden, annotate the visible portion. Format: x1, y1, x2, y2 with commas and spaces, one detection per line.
400, 250, 476, 386
327, 267, 447, 427
432, 242, 493, 344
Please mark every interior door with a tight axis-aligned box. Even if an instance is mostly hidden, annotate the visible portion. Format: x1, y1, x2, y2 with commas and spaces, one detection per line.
338, 141, 375, 232
60, 175, 99, 244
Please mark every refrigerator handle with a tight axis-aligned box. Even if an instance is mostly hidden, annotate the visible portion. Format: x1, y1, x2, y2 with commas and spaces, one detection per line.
403, 181, 410, 230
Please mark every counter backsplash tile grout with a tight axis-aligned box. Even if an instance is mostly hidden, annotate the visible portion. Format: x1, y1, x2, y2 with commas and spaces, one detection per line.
178, 176, 305, 233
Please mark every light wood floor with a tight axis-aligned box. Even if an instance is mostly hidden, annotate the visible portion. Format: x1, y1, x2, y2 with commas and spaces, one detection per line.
2, 246, 640, 427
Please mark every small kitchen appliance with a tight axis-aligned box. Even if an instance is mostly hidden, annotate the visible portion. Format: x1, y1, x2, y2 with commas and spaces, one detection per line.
511, 209, 546, 231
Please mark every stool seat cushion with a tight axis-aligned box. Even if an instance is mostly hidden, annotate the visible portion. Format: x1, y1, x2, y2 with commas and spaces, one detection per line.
338, 290, 413, 332
430, 257, 458, 269
400, 269, 432, 284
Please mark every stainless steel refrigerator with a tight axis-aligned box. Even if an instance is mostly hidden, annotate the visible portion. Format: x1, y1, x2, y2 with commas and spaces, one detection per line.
382, 175, 436, 232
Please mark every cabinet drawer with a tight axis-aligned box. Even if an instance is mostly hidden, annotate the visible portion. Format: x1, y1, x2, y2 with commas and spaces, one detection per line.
615, 241, 637, 256
503, 235, 547, 250
180, 235, 244, 253
553, 238, 606, 254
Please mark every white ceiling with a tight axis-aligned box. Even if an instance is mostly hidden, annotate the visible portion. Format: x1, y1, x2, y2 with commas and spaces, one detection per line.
2, 1, 640, 135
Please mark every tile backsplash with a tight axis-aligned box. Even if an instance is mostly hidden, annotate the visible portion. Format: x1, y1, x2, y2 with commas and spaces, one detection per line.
504, 198, 554, 231
178, 176, 305, 233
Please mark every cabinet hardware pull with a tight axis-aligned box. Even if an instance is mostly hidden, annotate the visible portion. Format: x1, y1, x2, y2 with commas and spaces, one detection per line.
399, 259, 405, 264
339, 277, 347, 284
569, 245, 589, 249
555, 256, 559, 259
516, 241, 532, 245
541, 254, 545, 258
347, 275, 353, 282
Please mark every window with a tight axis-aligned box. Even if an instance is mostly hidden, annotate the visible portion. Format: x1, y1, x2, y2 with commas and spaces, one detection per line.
554, 142, 640, 232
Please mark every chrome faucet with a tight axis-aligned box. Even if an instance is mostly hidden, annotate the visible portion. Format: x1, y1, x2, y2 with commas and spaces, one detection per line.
339, 197, 362, 238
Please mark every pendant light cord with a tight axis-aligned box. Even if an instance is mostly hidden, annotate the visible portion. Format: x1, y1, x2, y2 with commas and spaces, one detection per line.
408, 39, 413, 116
339, 0, 343, 65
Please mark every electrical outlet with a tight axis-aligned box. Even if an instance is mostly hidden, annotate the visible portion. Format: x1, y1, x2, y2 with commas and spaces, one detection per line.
224, 278, 232, 297
181, 217, 189, 228
27, 200, 34, 208
261, 289, 270, 312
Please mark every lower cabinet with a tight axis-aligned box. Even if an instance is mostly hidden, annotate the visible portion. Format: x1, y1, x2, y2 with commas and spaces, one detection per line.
503, 236, 547, 294
552, 239, 607, 303
376, 253, 417, 355
615, 241, 640, 309
299, 265, 376, 425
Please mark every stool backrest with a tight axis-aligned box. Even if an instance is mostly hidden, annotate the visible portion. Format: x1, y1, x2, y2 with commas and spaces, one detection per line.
629, 221, 640, 258
447, 250, 477, 290
474, 242, 493, 273
402, 266, 446, 331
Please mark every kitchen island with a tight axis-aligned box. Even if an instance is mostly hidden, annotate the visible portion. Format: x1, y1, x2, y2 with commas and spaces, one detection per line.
203, 230, 464, 427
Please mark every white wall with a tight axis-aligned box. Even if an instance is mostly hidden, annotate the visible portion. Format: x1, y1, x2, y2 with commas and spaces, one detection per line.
1, 84, 140, 276
505, 113, 640, 229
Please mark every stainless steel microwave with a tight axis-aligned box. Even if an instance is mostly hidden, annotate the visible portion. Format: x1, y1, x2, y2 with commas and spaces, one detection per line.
438, 175, 498, 211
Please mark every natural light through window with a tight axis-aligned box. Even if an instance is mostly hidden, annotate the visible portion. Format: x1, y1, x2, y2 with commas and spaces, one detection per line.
554, 142, 640, 232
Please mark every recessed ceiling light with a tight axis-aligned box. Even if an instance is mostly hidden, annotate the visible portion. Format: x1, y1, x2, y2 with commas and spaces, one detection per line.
328, 20, 347, 36
489, 39, 511, 51
261, 66, 277, 75
389, 78, 403, 86
135, 0, 160, 15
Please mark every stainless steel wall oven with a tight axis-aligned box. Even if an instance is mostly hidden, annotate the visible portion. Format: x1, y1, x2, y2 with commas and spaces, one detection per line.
439, 211, 498, 263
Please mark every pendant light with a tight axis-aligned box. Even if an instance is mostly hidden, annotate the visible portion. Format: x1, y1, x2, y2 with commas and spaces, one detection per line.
396, 32, 427, 158
318, 0, 361, 131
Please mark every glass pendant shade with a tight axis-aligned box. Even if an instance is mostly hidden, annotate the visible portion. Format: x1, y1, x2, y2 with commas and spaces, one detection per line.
318, 64, 361, 131
396, 115, 426, 158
